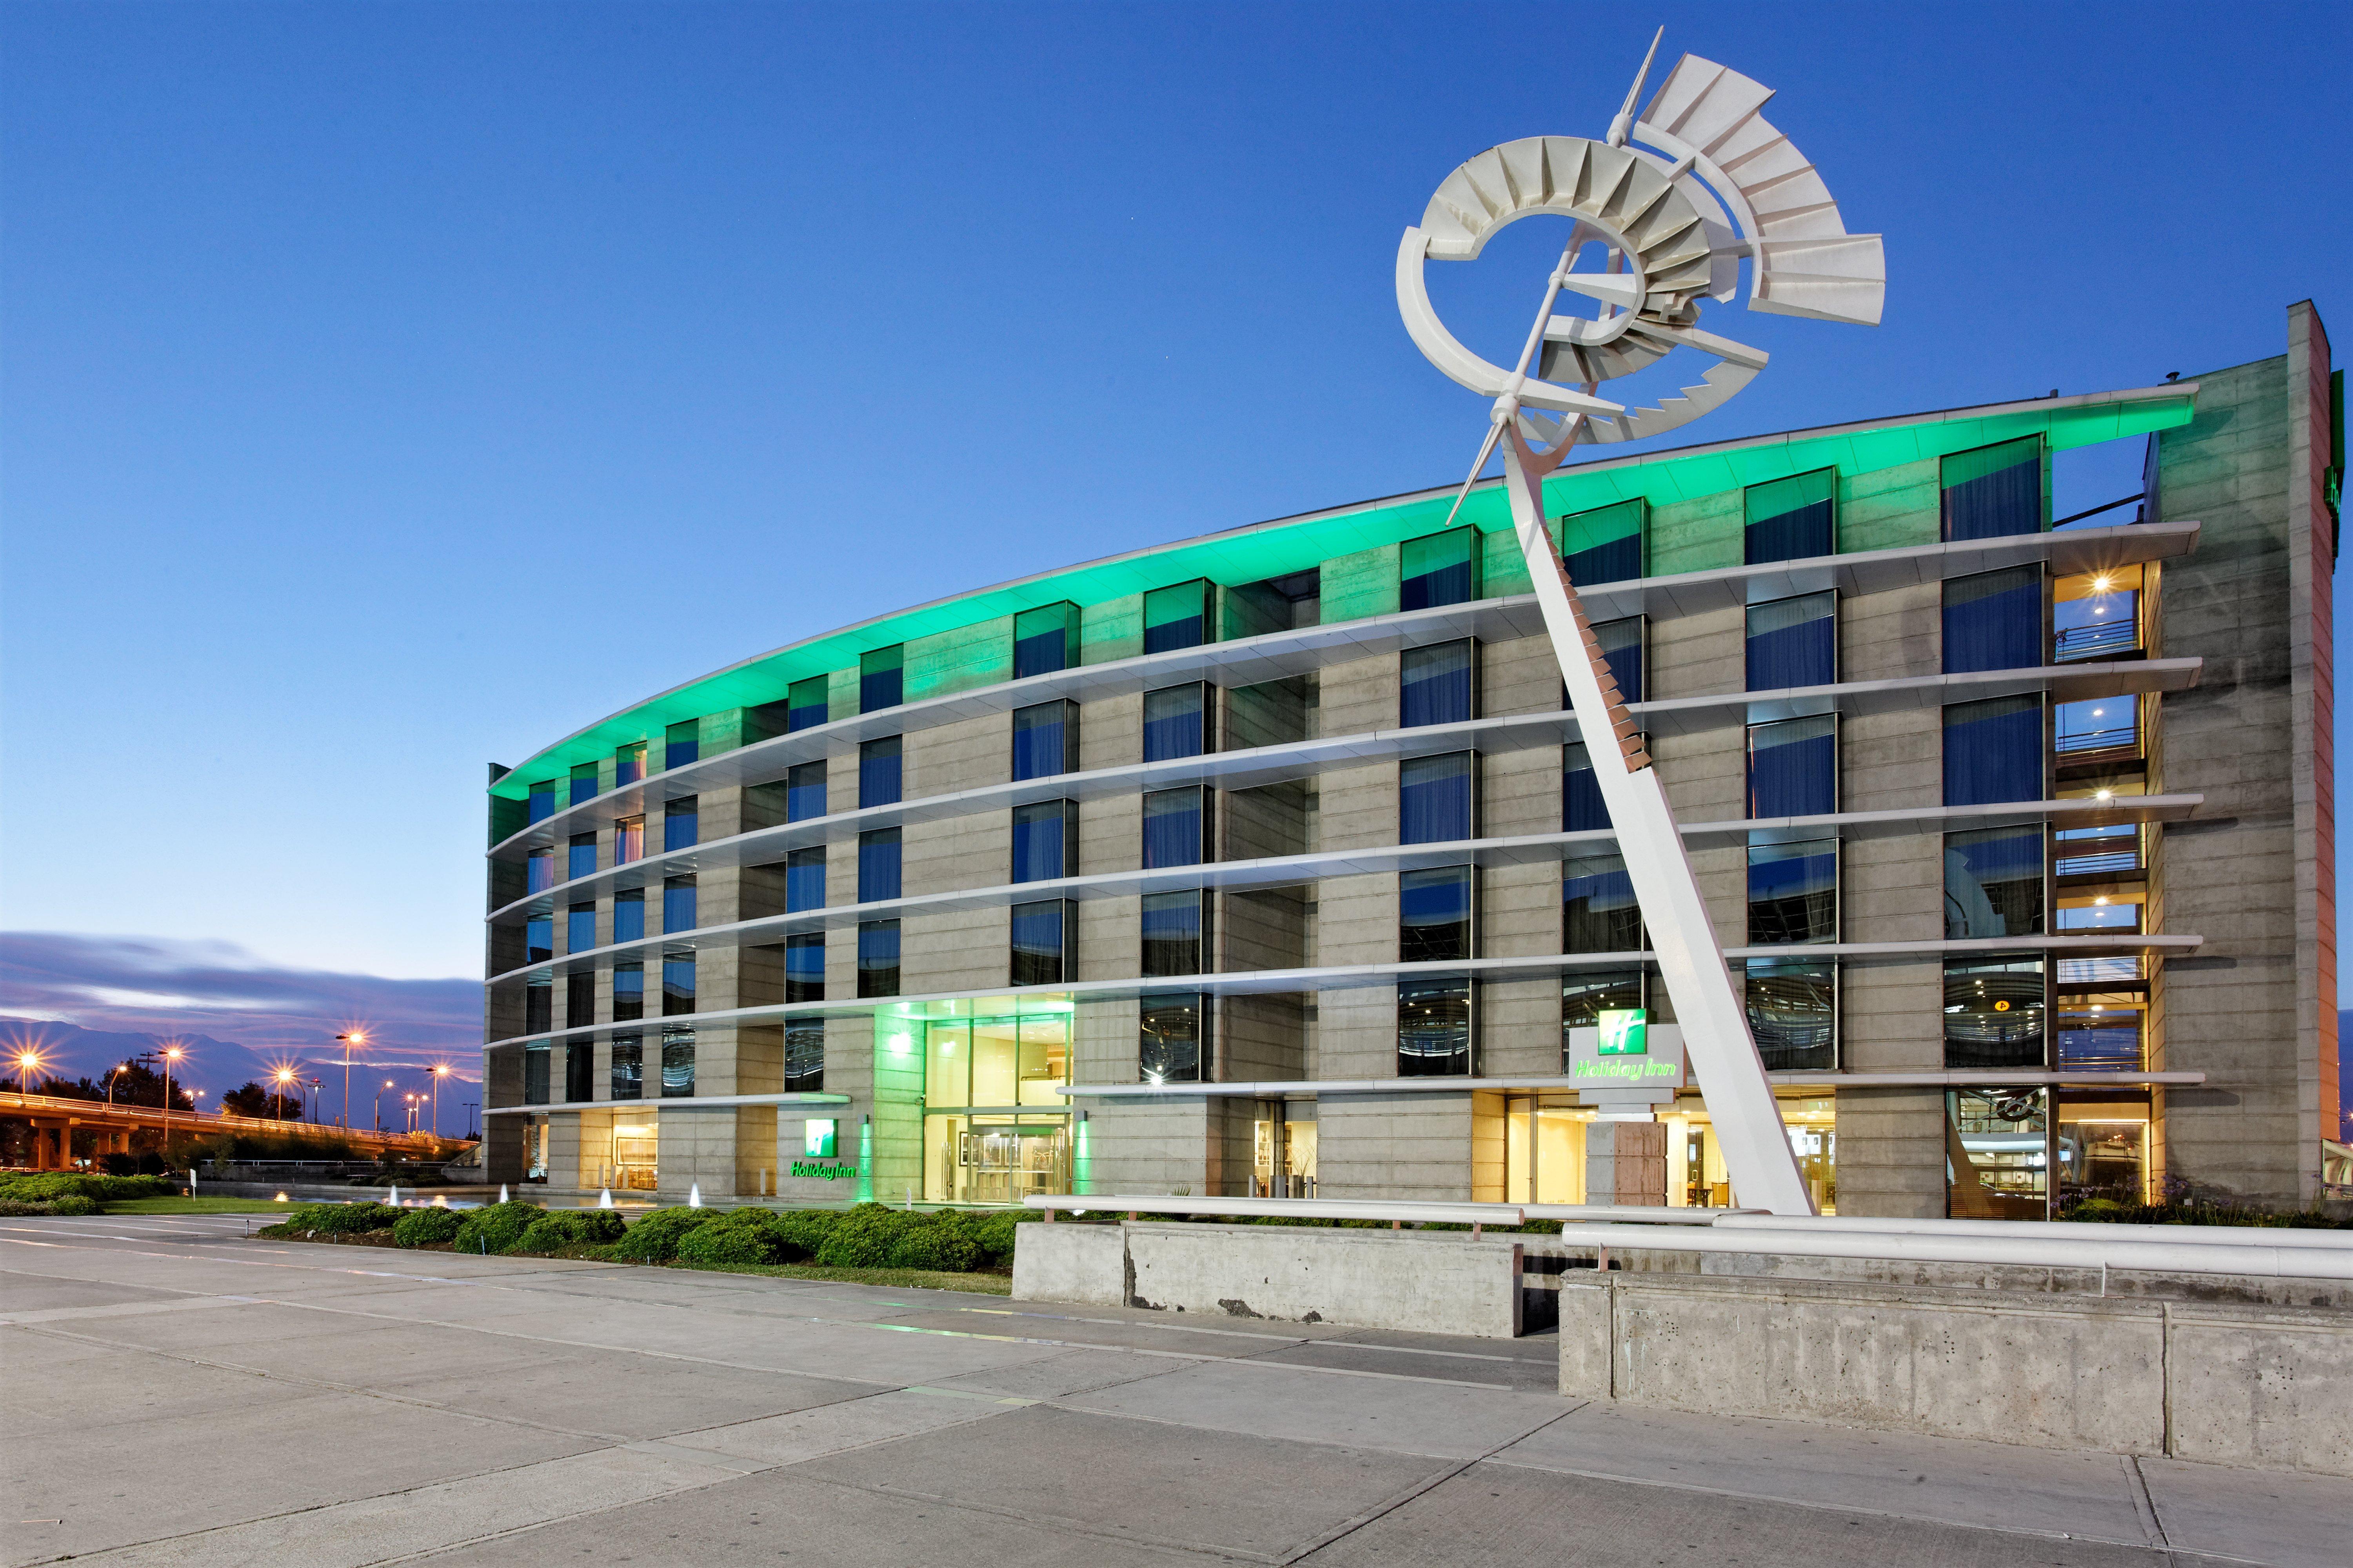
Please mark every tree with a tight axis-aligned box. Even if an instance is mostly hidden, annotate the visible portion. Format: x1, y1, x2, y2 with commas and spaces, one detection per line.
219, 1081, 300, 1120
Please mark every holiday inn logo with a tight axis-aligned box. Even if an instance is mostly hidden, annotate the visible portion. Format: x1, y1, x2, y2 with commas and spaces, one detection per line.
1597, 1009, 1648, 1056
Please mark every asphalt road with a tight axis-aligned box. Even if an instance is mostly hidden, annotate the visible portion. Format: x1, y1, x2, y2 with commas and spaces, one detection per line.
3, 1213, 2345, 1566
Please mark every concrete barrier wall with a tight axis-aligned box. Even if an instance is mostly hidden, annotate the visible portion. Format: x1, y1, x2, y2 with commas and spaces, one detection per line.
1010, 1220, 1127, 1307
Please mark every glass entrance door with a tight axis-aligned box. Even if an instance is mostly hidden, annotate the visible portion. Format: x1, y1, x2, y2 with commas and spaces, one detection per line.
920, 1011, 1071, 1203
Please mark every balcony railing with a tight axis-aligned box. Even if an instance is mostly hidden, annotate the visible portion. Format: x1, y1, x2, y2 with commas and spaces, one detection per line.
2054, 617, 2143, 661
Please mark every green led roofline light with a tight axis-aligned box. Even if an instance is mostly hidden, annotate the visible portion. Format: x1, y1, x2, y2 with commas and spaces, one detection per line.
491, 388, 2191, 799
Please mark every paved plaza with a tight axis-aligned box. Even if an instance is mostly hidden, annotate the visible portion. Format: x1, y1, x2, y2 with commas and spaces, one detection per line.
3, 1214, 2347, 1567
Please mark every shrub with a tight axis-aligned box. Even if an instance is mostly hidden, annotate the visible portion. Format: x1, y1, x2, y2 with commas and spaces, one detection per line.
451, 1200, 543, 1255
612, 1205, 711, 1263
0, 1173, 175, 1205
813, 1204, 982, 1272
313, 1201, 403, 1234
51, 1194, 100, 1216
98, 1152, 140, 1177
512, 1210, 627, 1254
0, 1199, 56, 1216
934, 1207, 1036, 1268
676, 1210, 781, 1267
392, 1207, 467, 1247
764, 1207, 839, 1262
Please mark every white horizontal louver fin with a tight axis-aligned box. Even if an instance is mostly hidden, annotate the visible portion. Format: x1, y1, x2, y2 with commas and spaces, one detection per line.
1751, 235, 1886, 325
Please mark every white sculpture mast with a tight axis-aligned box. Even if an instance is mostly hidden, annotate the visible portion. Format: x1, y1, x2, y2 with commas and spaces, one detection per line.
1395, 35, 1884, 1215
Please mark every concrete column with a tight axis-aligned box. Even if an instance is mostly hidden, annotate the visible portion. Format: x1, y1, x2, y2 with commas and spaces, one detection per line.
1584, 1118, 1667, 1205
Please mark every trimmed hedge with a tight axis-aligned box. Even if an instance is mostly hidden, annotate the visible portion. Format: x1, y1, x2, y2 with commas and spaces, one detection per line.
451, 1200, 543, 1255
611, 1205, 712, 1262
284, 1201, 403, 1234
512, 1209, 626, 1254
51, 1194, 101, 1216
0, 1173, 176, 1205
675, 1209, 779, 1267
391, 1207, 467, 1247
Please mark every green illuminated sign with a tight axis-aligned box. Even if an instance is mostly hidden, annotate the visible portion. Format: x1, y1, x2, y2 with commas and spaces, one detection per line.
804, 1118, 837, 1158
1597, 1009, 1648, 1056
790, 1159, 859, 1180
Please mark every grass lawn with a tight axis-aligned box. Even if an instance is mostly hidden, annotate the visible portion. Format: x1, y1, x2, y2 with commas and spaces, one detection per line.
108, 1196, 291, 1214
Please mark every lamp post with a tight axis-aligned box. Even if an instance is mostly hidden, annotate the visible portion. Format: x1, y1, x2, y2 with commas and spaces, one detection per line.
105, 1063, 126, 1109
273, 1068, 297, 1122
15, 1049, 41, 1107
376, 1078, 394, 1133
336, 1033, 365, 1128
309, 1077, 321, 1123
432, 1064, 450, 1140
160, 1044, 185, 1161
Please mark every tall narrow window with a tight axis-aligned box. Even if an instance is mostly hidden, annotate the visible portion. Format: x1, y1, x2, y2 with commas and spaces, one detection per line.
663, 876, 696, 933
662, 797, 698, 853
1944, 956, 2047, 1070
859, 736, 901, 807
1946, 1087, 2047, 1219
564, 1040, 594, 1103
785, 933, 824, 1002
1593, 617, 1645, 703
1014, 601, 1079, 679
1143, 683, 1211, 761
1744, 469, 1835, 563
1400, 866, 1472, 962
1142, 787, 1209, 869
784, 1020, 825, 1092
614, 816, 645, 864
785, 846, 826, 912
1747, 840, 1838, 944
1398, 978, 1471, 1076
566, 971, 595, 1027
610, 1034, 642, 1100
569, 762, 599, 807
527, 849, 555, 894
660, 1029, 696, 1097
612, 962, 645, 1021
1746, 716, 1836, 818
787, 673, 830, 733
613, 889, 645, 943
1012, 800, 1075, 882
614, 742, 646, 788
857, 920, 901, 997
1141, 890, 1208, 977
1745, 960, 1835, 1070
1556, 499, 1644, 584
858, 828, 901, 902
567, 902, 597, 953
1946, 825, 2044, 938
859, 646, 904, 713
1562, 742, 1611, 833
1401, 640, 1475, 727
568, 831, 598, 881
1563, 855, 1641, 953
1401, 752, 1474, 844
521, 972, 554, 1037
523, 1039, 550, 1102
526, 916, 553, 964
1010, 899, 1071, 985
661, 955, 696, 1016
1012, 700, 1078, 780
1140, 993, 1209, 1084
1746, 593, 1837, 690
1942, 437, 2042, 543
1400, 525, 1478, 610
786, 760, 827, 822
1143, 581, 1212, 654
664, 719, 700, 771
1943, 696, 2043, 806
1944, 566, 2043, 673
527, 782, 557, 824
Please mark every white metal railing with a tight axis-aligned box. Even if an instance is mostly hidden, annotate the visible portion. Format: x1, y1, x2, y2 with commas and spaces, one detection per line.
1030, 1195, 1759, 1229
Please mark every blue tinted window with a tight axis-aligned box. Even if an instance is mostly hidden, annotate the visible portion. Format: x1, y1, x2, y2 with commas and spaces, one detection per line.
1744, 469, 1835, 564
1143, 684, 1208, 762
527, 783, 557, 824
612, 891, 645, 943
1748, 840, 1838, 945
785, 847, 825, 912
663, 877, 696, 933
1139, 992, 1209, 1083
787, 760, 826, 822
569, 764, 599, 807
787, 674, 830, 733
1944, 566, 2043, 674
1012, 800, 1072, 882
1558, 499, 1643, 585
1747, 716, 1836, 818
1946, 824, 2044, 938
858, 828, 901, 902
661, 956, 695, 1016
523, 1038, 550, 1099
664, 719, 699, 771
1564, 855, 1640, 953
859, 646, 904, 713
785, 934, 824, 1002
859, 737, 901, 807
1014, 602, 1078, 679
662, 799, 698, 853
1399, 866, 1472, 963
567, 903, 597, 952
1398, 977, 1471, 1076
525, 916, 553, 964
1746, 960, 1835, 1070
1942, 438, 2041, 543
1013, 701, 1075, 781
612, 962, 645, 1021
527, 850, 555, 893
856, 920, 900, 998
660, 1029, 695, 1096
1400, 752, 1472, 844
614, 744, 645, 787
568, 833, 598, 880
1142, 788, 1206, 869
1141, 890, 1205, 978
1746, 593, 1837, 690
1401, 526, 1477, 611
1010, 899, 1067, 985
1944, 696, 2043, 805
1143, 581, 1209, 655
1594, 617, 1644, 704
1401, 641, 1474, 728
1562, 742, 1611, 832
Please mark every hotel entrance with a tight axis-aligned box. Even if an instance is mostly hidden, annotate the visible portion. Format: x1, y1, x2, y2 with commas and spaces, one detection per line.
611, 1120, 658, 1191
921, 1011, 1071, 1204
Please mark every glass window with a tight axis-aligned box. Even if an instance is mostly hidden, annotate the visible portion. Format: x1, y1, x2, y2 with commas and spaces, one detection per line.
1594, 616, 1644, 703
1010, 899, 1069, 985
1140, 993, 1209, 1083
1944, 566, 2043, 673
614, 742, 646, 788
785, 846, 825, 912
1744, 468, 1835, 563
567, 902, 597, 953
1013, 700, 1077, 781
526, 916, 553, 964
2056, 695, 2140, 765
1401, 640, 1475, 728
568, 831, 598, 880
2056, 999, 2144, 1073
1012, 800, 1074, 882
786, 760, 826, 822
1143, 683, 1210, 762
569, 762, 599, 808
1401, 751, 1473, 844
1946, 825, 2043, 938
1945, 956, 2047, 1070
612, 962, 645, 1022
2054, 822, 2142, 880
787, 673, 830, 733
664, 719, 700, 771
857, 920, 900, 998
1400, 866, 1472, 962
1562, 741, 1610, 832
1747, 716, 1836, 818
784, 1020, 825, 1093
660, 1029, 696, 1098
858, 828, 901, 902
1400, 525, 1478, 611
2054, 564, 2144, 662
662, 798, 698, 853
661, 955, 696, 1016
1562, 969, 1644, 1065
523, 1040, 549, 1103
1944, 695, 2043, 805
1745, 959, 1835, 1070
1747, 839, 1838, 945
610, 1034, 642, 1100
1142, 787, 1208, 869
613, 889, 645, 943
1143, 581, 1210, 654
859, 645, 904, 713
522, 974, 553, 1036
1141, 889, 1206, 977
1563, 855, 1641, 953
1557, 498, 1643, 585
566, 970, 594, 1026
1946, 1087, 2048, 1219
527, 849, 555, 894
614, 816, 645, 864
785, 933, 824, 1002
1014, 601, 1079, 679
663, 876, 696, 933
1746, 593, 1836, 690
527, 781, 557, 824
2057, 891, 2144, 934
1942, 437, 2042, 543
1398, 977, 1471, 1076
859, 736, 901, 807
565, 1040, 594, 1103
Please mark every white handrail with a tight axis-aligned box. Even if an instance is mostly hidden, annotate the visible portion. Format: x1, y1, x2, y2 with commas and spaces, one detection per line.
1714, 1212, 2353, 1251
1026, 1195, 1523, 1226
1537, 1222, 2353, 1279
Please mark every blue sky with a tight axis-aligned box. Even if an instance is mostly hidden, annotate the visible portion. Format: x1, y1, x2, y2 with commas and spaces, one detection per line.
1, 2, 2347, 1069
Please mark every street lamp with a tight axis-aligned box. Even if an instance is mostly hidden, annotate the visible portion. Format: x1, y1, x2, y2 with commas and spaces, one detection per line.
273, 1067, 297, 1122
309, 1076, 321, 1123
432, 1064, 450, 1140
376, 1078, 394, 1133
105, 1063, 127, 1108
14, 1048, 42, 1107
160, 1044, 186, 1158
336, 1033, 366, 1128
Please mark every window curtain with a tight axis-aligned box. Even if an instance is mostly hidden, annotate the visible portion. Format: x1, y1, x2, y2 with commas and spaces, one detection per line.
1400, 526, 1477, 611
1400, 753, 1473, 844
1557, 499, 1643, 585
1944, 825, 2043, 938
1009, 900, 1068, 985
787, 674, 830, 733
1743, 469, 1835, 564
1401, 640, 1474, 728
1140, 890, 1206, 977
1942, 566, 2042, 673
1143, 581, 1210, 653
859, 736, 902, 807
856, 920, 900, 998
1012, 801, 1072, 882
1141, 789, 1205, 869
1562, 742, 1611, 832
1143, 684, 1208, 761
1013, 601, 1078, 679
1012, 701, 1074, 781
786, 760, 826, 822
1943, 696, 2043, 805
858, 828, 902, 901
1746, 716, 1836, 818
1745, 594, 1835, 690
1593, 617, 1645, 703
1399, 866, 1472, 962
1942, 437, 2042, 542
785, 848, 825, 913
859, 645, 904, 713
